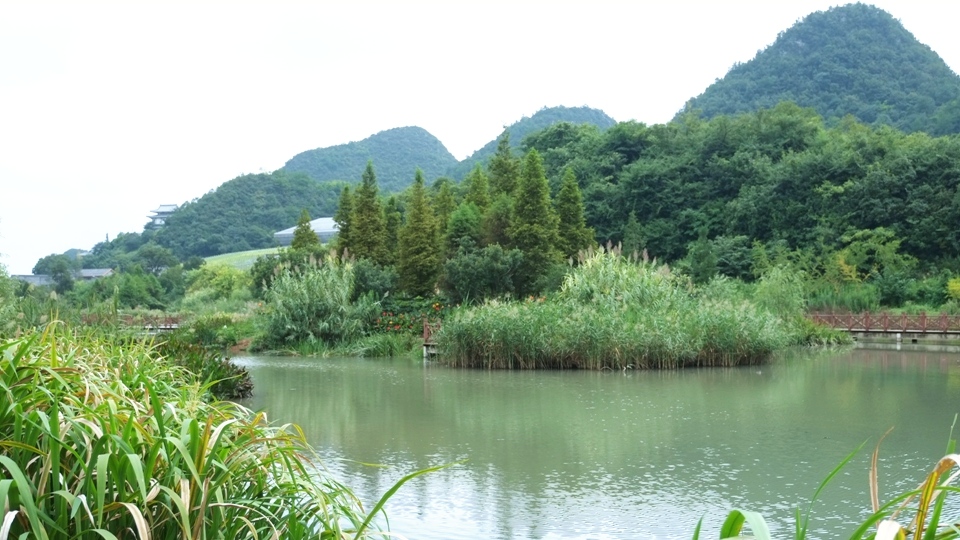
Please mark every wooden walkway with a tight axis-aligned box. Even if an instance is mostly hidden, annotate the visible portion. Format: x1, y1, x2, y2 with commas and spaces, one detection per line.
423, 319, 441, 360
81, 314, 181, 332
808, 312, 960, 337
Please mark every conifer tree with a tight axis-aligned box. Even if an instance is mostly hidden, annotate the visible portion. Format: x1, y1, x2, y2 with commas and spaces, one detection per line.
433, 180, 457, 239
482, 194, 513, 247
446, 202, 483, 254
383, 196, 402, 265
290, 208, 321, 251
622, 210, 644, 257
464, 163, 491, 211
333, 186, 354, 256
397, 169, 441, 296
508, 149, 560, 294
350, 161, 388, 264
554, 168, 594, 260
487, 132, 520, 197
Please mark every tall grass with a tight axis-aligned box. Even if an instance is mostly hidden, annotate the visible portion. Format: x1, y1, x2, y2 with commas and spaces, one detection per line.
0, 325, 401, 539
438, 251, 794, 369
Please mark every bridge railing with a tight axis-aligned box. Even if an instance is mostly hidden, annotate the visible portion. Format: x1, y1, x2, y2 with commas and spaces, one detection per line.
80, 313, 182, 329
808, 312, 960, 333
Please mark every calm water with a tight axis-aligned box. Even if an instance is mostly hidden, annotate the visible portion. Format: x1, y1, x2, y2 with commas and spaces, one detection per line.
235, 345, 960, 539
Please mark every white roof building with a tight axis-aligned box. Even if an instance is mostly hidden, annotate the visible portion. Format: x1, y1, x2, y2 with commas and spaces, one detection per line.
273, 217, 339, 246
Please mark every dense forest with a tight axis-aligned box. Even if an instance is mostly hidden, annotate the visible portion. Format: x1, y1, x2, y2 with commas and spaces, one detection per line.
682, 3, 960, 135
447, 106, 616, 179
282, 126, 457, 192
152, 171, 346, 258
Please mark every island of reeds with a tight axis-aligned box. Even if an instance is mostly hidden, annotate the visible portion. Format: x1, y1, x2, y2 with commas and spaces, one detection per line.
436, 249, 811, 369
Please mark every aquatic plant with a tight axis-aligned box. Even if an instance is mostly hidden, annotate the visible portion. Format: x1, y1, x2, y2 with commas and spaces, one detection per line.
0, 325, 408, 538
437, 250, 793, 369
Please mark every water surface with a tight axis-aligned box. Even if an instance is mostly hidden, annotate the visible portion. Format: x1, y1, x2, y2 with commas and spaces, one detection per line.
236, 345, 960, 539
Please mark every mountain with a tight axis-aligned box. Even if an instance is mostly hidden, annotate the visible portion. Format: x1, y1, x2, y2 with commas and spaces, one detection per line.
448, 106, 617, 179
154, 171, 347, 258
281, 126, 458, 192
681, 3, 960, 135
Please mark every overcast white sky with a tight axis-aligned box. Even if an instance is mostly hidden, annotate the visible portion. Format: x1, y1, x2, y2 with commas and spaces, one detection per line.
1, 1, 957, 274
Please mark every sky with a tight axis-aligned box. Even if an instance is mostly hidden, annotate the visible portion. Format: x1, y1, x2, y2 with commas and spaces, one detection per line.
1, 1, 958, 274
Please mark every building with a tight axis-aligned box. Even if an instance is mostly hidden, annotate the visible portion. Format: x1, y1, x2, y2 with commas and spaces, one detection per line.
273, 217, 339, 246
147, 204, 179, 227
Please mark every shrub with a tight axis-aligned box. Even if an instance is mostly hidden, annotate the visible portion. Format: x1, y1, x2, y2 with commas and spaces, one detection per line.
257, 258, 379, 349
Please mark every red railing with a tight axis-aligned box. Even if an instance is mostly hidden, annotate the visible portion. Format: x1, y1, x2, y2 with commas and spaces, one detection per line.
808, 312, 960, 334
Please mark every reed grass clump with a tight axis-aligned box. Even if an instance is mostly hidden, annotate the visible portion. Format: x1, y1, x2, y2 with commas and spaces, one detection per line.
0, 325, 393, 539
437, 251, 794, 369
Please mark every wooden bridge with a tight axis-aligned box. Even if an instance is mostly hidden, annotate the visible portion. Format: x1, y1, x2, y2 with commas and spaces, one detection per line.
808, 312, 960, 341
423, 319, 441, 360
81, 314, 181, 332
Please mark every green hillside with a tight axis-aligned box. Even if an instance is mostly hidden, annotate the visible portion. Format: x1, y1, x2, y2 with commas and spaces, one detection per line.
681, 3, 960, 135
154, 171, 346, 259
281, 126, 458, 192
448, 106, 617, 179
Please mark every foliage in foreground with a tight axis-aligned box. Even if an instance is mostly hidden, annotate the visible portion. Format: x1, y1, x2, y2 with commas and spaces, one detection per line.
0, 326, 398, 539
697, 423, 960, 540
437, 250, 795, 369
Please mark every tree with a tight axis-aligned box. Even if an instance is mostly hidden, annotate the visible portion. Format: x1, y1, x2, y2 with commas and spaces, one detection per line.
383, 196, 402, 265
433, 180, 457, 238
333, 185, 354, 256
290, 209, 321, 251
482, 194, 513, 248
554, 168, 594, 260
686, 229, 718, 285
508, 149, 560, 294
350, 161, 388, 264
463, 164, 491, 211
134, 243, 180, 276
397, 170, 441, 296
33, 253, 80, 276
446, 202, 483, 254
622, 211, 644, 257
488, 132, 520, 197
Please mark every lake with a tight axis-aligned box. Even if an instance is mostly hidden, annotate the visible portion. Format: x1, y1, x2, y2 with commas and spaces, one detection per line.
235, 344, 960, 539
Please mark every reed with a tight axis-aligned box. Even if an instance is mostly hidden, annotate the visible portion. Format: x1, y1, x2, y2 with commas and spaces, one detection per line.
437, 251, 793, 369
0, 325, 404, 539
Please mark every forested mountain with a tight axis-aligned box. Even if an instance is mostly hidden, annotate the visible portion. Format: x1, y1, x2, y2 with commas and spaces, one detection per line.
153, 171, 347, 258
527, 102, 960, 272
447, 106, 616, 179
682, 3, 960, 135
282, 126, 457, 192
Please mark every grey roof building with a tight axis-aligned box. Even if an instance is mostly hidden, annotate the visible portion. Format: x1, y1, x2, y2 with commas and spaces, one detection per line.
273, 217, 339, 246
13, 268, 114, 287
147, 204, 179, 227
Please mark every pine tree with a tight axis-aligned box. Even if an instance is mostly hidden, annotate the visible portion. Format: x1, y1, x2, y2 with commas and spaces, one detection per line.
350, 161, 388, 264
463, 163, 491, 211
290, 208, 321, 251
554, 168, 594, 260
397, 169, 441, 296
333, 186, 354, 256
433, 179, 457, 239
508, 149, 560, 294
482, 194, 512, 247
622, 211, 644, 258
383, 196, 402, 265
487, 132, 520, 197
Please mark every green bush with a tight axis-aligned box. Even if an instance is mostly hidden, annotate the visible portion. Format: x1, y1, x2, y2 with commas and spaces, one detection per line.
256, 259, 379, 349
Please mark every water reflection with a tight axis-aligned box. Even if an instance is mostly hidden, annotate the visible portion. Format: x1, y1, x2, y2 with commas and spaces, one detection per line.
235, 346, 960, 539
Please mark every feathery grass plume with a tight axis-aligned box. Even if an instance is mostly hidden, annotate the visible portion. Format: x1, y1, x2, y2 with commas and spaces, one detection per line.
0, 324, 406, 538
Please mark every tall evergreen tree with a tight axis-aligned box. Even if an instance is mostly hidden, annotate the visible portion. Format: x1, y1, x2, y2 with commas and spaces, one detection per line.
482, 194, 513, 247
488, 132, 520, 197
433, 180, 457, 239
350, 161, 388, 264
397, 170, 441, 296
622, 210, 644, 257
464, 163, 491, 211
508, 149, 560, 294
333, 186, 354, 256
290, 208, 321, 251
383, 196, 402, 265
554, 168, 594, 260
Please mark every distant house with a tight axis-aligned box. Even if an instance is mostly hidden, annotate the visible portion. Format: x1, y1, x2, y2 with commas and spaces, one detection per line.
147, 204, 179, 227
13, 269, 114, 287
273, 217, 339, 246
